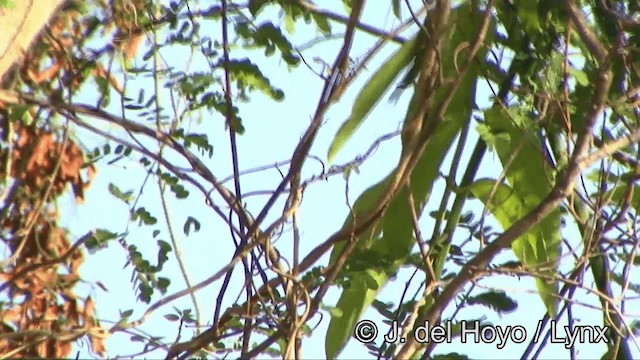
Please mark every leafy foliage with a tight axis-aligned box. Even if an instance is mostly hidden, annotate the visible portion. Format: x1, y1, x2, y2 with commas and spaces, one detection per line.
327, 34, 419, 163
1, 1, 639, 360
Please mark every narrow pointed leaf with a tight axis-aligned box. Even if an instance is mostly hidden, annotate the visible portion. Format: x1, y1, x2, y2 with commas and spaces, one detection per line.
325, 5, 494, 357
325, 269, 387, 358
327, 34, 419, 163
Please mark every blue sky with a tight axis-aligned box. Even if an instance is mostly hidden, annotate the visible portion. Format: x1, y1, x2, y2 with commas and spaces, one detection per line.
38, 1, 640, 358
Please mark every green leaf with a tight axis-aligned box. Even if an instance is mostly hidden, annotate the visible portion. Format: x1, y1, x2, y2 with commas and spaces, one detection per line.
159, 171, 179, 186
312, 12, 331, 35
138, 283, 153, 303
177, 72, 215, 99
85, 229, 118, 252
325, 5, 494, 357
171, 184, 190, 199
324, 176, 392, 359
570, 67, 589, 86
236, 23, 300, 66
157, 277, 171, 293
0, 0, 15, 9
466, 290, 518, 315
158, 239, 172, 252
396, 0, 493, 295
483, 106, 562, 318
433, 353, 469, 360
226, 58, 286, 100
156, 240, 172, 270
183, 216, 201, 236
326, 34, 420, 163
514, 0, 540, 34
284, 13, 295, 33
94, 75, 111, 107
108, 183, 134, 204
325, 269, 387, 358
470, 178, 561, 318
371, 300, 394, 319
184, 133, 214, 158
392, 0, 401, 19
329, 46, 474, 358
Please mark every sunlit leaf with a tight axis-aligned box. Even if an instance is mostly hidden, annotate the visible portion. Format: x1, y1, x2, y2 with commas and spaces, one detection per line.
327, 34, 420, 163
325, 5, 494, 357
132, 207, 158, 225
108, 183, 133, 204
85, 229, 118, 252
312, 12, 331, 35
226, 58, 285, 100
470, 176, 561, 317
392, 0, 401, 19
248, 0, 269, 16
325, 270, 387, 358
